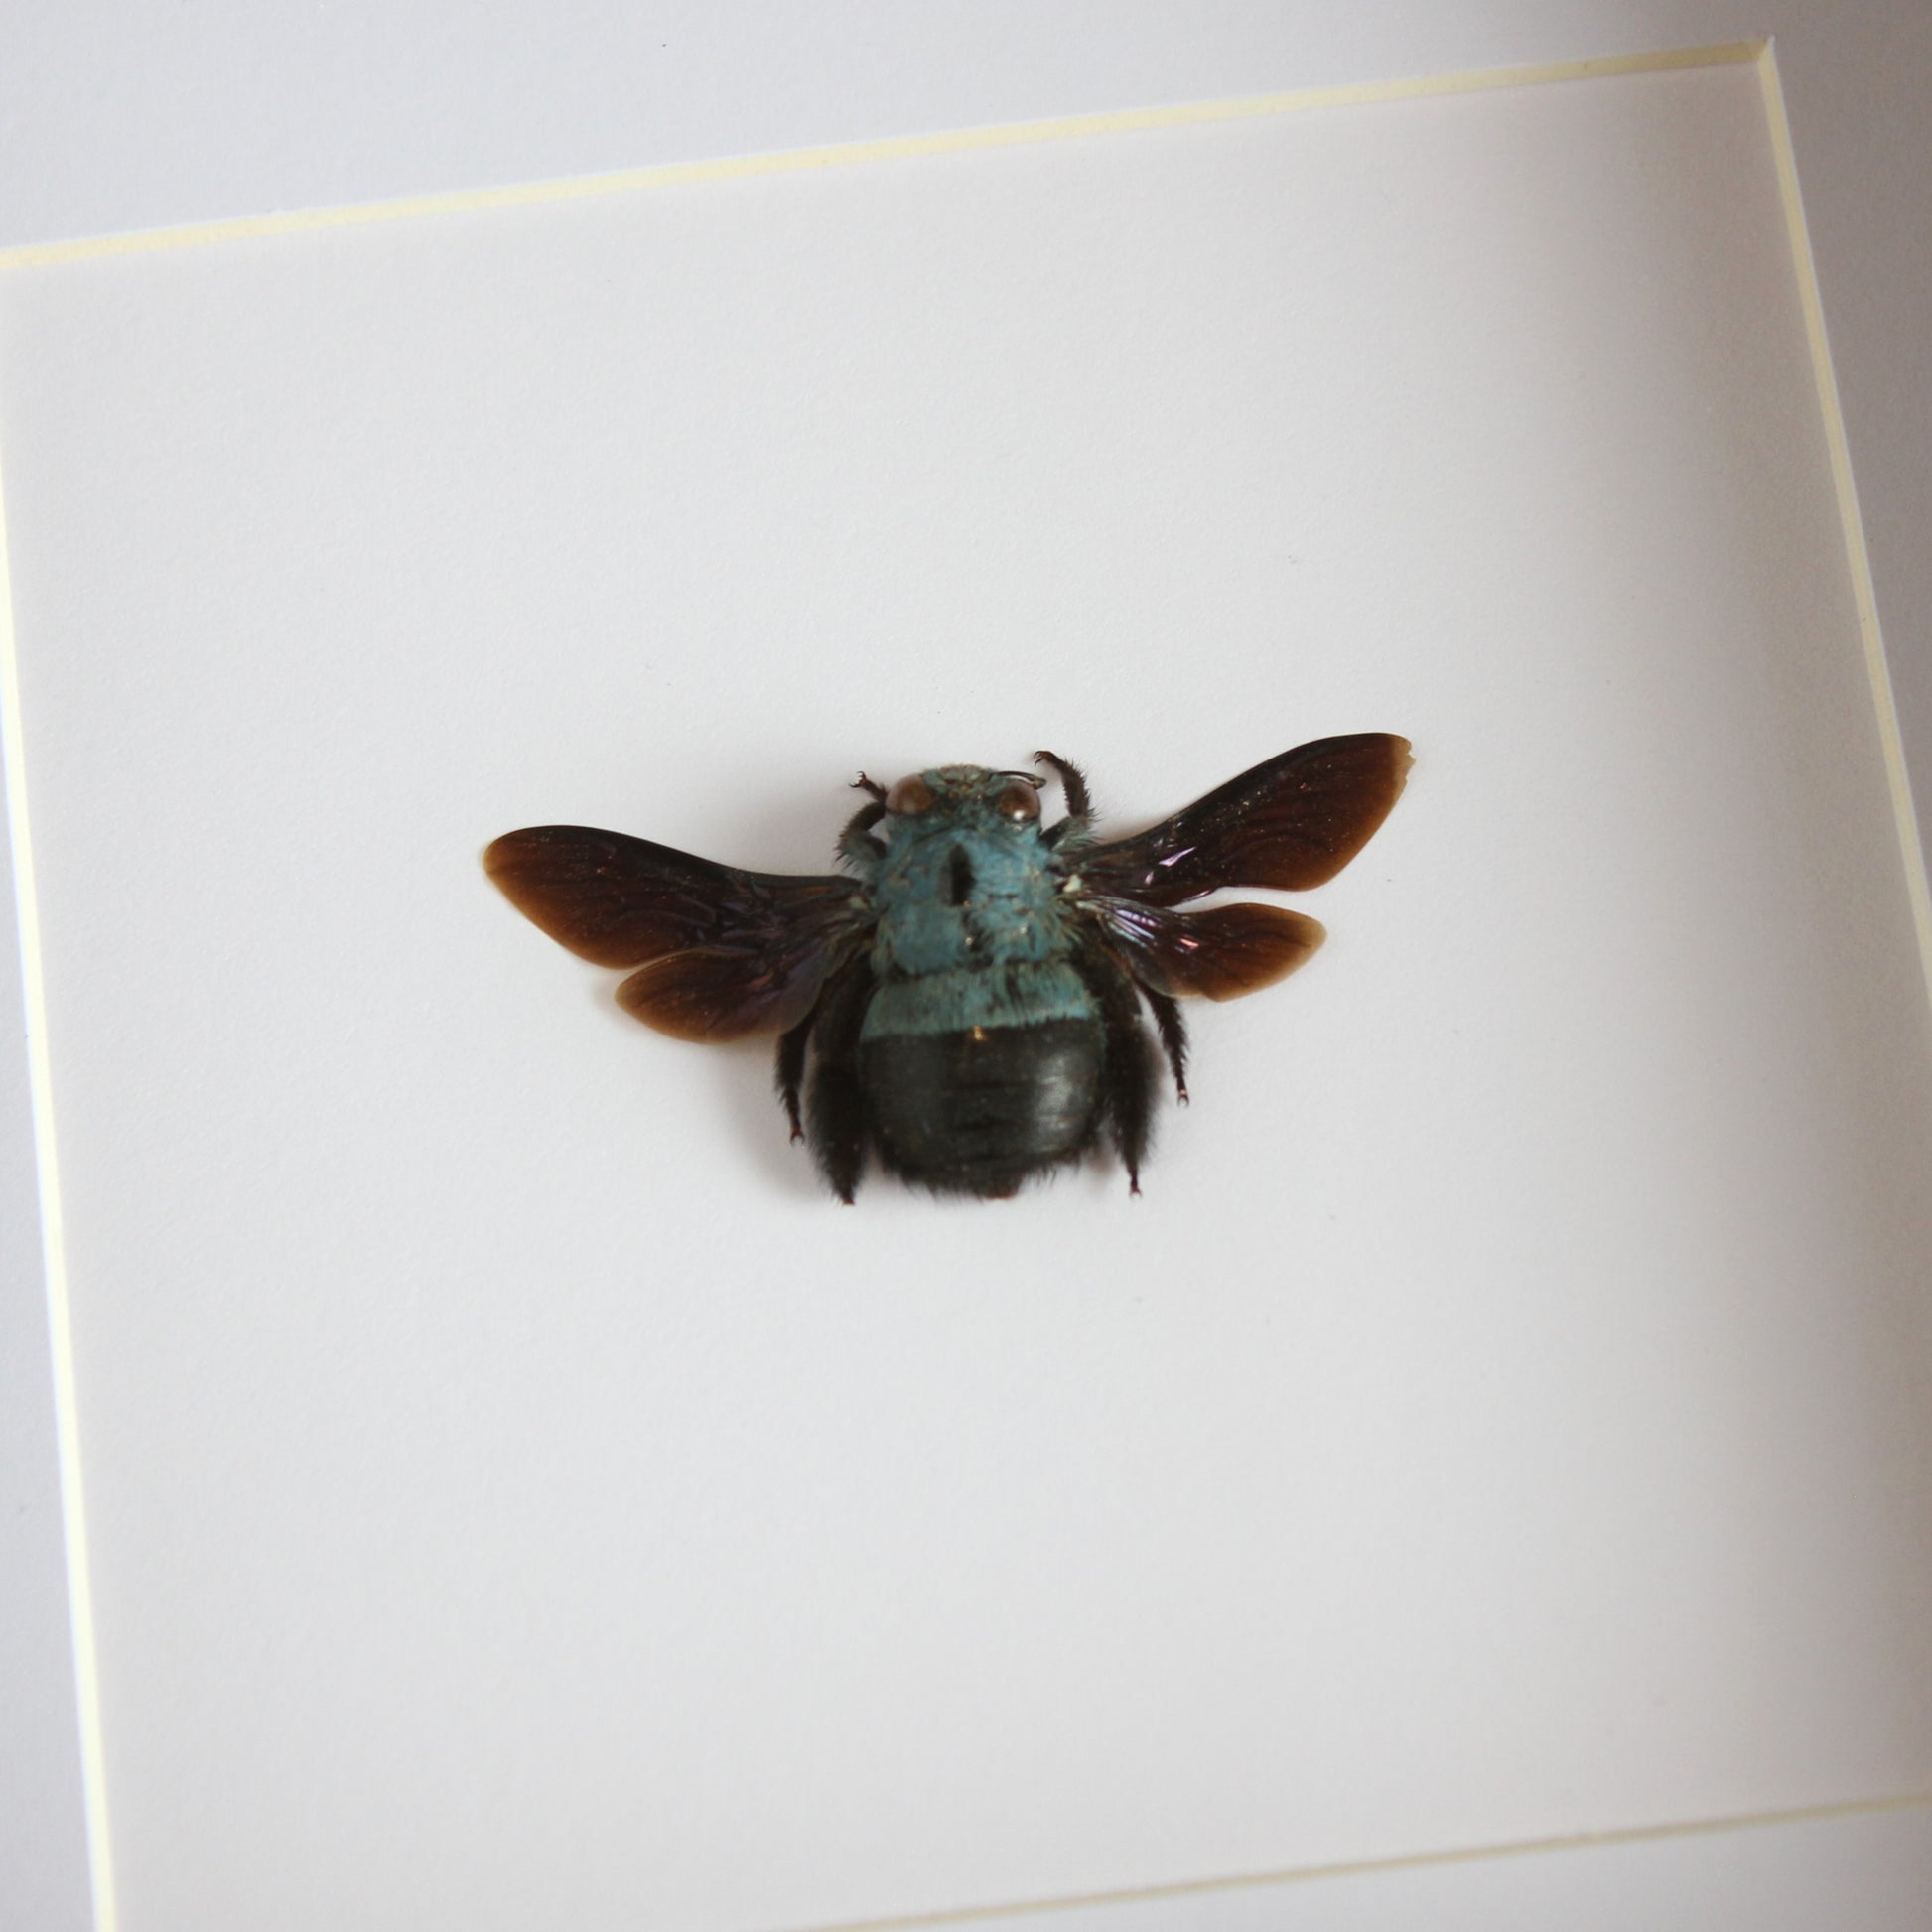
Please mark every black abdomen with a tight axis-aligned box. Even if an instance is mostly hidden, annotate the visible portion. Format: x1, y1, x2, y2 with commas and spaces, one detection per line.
860, 1020, 1104, 1197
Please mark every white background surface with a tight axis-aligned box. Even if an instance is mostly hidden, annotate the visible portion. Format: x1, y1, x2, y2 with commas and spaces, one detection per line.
5, 8, 1932, 1932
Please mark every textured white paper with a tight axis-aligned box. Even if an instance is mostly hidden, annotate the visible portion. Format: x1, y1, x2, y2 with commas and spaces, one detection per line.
3, 58, 1929, 1931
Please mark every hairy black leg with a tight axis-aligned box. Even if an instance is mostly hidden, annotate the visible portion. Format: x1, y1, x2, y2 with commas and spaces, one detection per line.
838, 796, 887, 870
1072, 942, 1158, 1195
1142, 987, 1190, 1103
1035, 752, 1093, 849
775, 1008, 814, 1142
851, 773, 888, 802
805, 956, 874, 1203
1033, 750, 1091, 818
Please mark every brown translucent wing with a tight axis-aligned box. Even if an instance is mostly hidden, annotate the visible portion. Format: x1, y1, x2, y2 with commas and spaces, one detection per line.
1098, 899, 1325, 1000
613, 948, 844, 1043
1080, 734, 1411, 907
484, 825, 861, 1041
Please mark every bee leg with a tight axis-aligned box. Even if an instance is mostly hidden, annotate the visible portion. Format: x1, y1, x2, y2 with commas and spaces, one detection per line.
1033, 750, 1090, 818
1141, 987, 1189, 1103
805, 956, 874, 1203
1074, 945, 1158, 1195
1036, 753, 1095, 850
775, 1009, 814, 1143
838, 797, 887, 872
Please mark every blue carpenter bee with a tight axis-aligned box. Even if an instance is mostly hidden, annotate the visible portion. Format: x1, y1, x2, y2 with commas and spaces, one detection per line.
486, 736, 1410, 1200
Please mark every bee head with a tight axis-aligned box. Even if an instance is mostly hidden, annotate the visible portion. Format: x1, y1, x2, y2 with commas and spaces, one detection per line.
884, 766, 1043, 828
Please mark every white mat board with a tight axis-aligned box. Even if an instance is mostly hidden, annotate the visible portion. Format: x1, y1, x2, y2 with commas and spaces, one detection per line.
2, 56, 1929, 1932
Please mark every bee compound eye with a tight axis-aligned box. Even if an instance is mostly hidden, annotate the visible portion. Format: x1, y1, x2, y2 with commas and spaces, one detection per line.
885, 774, 935, 815
997, 780, 1041, 824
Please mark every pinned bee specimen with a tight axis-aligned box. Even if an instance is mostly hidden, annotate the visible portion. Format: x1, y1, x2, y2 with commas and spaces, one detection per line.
485, 735, 1410, 1200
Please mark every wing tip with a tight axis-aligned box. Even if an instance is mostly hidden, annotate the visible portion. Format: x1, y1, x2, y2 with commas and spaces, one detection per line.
482, 824, 571, 883
1203, 906, 1326, 1000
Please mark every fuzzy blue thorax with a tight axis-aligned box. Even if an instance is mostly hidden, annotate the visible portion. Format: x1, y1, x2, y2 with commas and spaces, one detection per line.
859, 767, 1094, 1039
